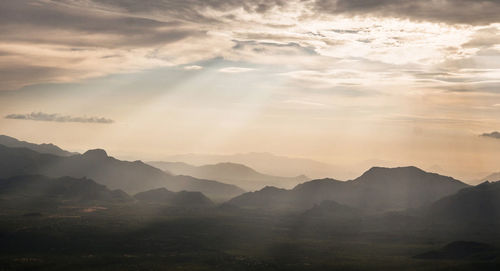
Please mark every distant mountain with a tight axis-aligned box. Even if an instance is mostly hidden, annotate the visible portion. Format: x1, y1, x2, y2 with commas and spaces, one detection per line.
480, 172, 500, 183
0, 175, 132, 208
0, 135, 76, 156
134, 188, 213, 207
163, 152, 354, 180
0, 145, 244, 200
227, 166, 468, 212
426, 181, 500, 225
148, 161, 308, 190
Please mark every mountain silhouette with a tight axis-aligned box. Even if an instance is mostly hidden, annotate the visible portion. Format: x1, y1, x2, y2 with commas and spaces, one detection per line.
0, 144, 244, 200
0, 175, 132, 208
134, 187, 214, 207
148, 161, 308, 190
0, 135, 76, 156
426, 181, 500, 225
228, 166, 468, 212
162, 152, 351, 179
480, 172, 500, 183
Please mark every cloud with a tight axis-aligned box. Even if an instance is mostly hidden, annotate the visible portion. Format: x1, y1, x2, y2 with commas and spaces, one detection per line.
5, 112, 114, 124
61, 0, 500, 25
313, 0, 500, 25
0, 0, 499, 91
481, 131, 500, 139
183, 65, 203, 70
218, 67, 255, 73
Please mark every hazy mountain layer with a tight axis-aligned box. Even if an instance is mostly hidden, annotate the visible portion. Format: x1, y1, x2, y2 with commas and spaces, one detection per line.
163, 152, 352, 180
0, 134, 76, 156
148, 161, 308, 190
0, 144, 244, 200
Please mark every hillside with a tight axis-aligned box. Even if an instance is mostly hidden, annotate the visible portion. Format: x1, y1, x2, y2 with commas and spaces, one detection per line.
426, 181, 500, 225
0, 175, 132, 208
135, 187, 214, 207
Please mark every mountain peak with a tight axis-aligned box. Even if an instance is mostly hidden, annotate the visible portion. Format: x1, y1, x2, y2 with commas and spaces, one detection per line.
83, 149, 108, 158
366, 166, 422, 173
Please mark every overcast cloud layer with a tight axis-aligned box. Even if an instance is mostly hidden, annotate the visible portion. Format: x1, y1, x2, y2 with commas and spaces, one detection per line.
1, 1, 500, 179
0, 0, 499, 91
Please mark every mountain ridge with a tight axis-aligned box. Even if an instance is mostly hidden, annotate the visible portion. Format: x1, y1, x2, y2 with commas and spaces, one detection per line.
227, 166, 469, 212
0, 144, 244, 200
148, 161, 309, 190
0, 134, 76, 156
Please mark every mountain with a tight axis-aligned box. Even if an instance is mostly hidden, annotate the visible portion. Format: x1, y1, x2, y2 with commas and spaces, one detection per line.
148, 161, 308, 190
0, 145, 244, 200
134, 188, 214, 207
227, 166, 468, 212
163, 152, 354, 180
0, 175, 132, 208
0, 135, 76, 156
480, 172, 500, 183
350, 166, 468, 211
426, 181, 500, 225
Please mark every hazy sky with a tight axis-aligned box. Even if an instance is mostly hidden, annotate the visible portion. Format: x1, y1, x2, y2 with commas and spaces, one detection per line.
1, 0, 500, 180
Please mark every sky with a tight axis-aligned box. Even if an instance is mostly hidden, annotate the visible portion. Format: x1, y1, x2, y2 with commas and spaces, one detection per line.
0, 0, 500, 180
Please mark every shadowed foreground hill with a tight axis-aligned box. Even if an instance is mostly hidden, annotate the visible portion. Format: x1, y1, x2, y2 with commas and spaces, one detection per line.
228, 166, 468, 212
0, 175, 132, 207
149, 161, 308, 190
415, 241, 498, 260
426, 181, 500, 225
0, 144, 244, 200
135, 188, 214, 207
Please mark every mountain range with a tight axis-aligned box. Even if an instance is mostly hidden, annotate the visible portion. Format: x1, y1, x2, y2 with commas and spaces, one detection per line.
162, 152, 353, 180
228, 166, 469, 213
148, 161, 308, 190
0, 144, 244, 200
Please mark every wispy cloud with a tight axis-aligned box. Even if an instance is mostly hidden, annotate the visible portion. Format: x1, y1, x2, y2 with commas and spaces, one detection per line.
183, 65, 203, 70
5, 112, 114, 124
218, 67, 255, 73
481, 131, 500, 139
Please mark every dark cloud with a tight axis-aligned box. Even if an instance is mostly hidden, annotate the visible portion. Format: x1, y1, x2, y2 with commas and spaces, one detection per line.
5, 112, 114, 124
0, 1, 202, 48
481, 131, 500, 139
463, 27, 500, 48
314, 0, 500, 25
82, 0, 289, 15
64, 0, 500, 25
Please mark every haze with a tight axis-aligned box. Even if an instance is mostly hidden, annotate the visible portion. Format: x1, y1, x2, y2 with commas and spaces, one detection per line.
1, 0, 500, 181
